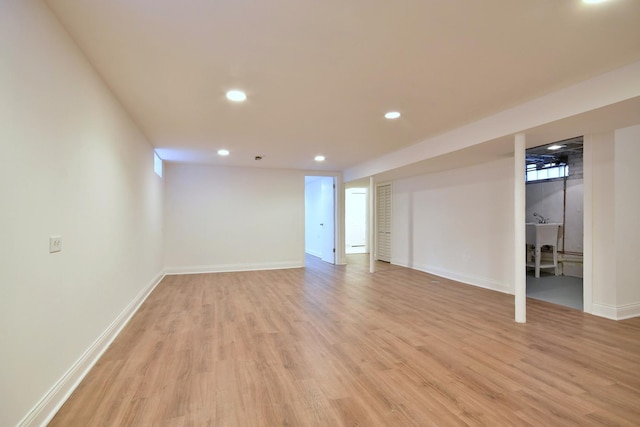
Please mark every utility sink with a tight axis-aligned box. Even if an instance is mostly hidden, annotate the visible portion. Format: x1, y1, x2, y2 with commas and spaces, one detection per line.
526, 223, 562, 246
526, 223, 562, 278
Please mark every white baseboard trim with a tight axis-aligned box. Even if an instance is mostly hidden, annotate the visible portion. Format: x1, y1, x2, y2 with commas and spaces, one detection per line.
18, 271, 165, 427
591, 303, 617, 320
305, 250, 322, 258
392, 259, 512, 295
164, 261, 303, 275
593, 302, 640, 320
616, 303, 640, 320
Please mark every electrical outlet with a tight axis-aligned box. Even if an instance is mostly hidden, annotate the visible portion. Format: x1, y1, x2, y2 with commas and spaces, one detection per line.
49, 236, 62, 253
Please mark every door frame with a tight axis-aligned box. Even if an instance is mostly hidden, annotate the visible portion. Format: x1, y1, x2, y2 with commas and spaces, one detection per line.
304, 174, 344, 265
345, 187, 369, 254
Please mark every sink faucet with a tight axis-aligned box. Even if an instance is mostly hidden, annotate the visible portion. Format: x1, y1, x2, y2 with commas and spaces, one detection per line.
533, 212, 548, 224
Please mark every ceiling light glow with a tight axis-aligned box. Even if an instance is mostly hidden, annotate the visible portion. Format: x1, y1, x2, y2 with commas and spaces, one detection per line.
385, 111, 401, 119
217, 149, 230, 156
314, 155, 325, 162
583, 0, 609, 4
547, 145, 565, 151
226, 90, 247, 102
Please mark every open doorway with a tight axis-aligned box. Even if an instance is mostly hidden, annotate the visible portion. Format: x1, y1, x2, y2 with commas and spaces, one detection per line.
345, 187, 368, 254
305, 176, 335, 264
525, 137, 584, 310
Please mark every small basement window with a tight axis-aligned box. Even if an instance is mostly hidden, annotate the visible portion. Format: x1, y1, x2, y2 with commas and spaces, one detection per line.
526, 163, 568, 182
154, 152, 163, 177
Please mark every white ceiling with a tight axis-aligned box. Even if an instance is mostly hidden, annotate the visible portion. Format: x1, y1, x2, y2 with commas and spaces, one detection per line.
370, 95, 640, 183
46, 0, 640, 172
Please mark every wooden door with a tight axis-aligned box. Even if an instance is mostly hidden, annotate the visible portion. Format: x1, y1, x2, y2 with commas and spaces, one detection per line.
376, 183, 391, 262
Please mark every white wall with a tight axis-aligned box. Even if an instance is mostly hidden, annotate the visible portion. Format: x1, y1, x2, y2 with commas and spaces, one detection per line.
563, 180, 584, 254
0, 2, 164, 426
164, 164, 305, 272
392, 158, 514, 293
613, 125, 640, 314
587, 132, 616, 311
588, 127, 640, 319
526, 180, 566, 225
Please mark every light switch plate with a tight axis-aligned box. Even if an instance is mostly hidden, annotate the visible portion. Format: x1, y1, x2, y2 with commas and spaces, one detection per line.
49, 236, 62, 253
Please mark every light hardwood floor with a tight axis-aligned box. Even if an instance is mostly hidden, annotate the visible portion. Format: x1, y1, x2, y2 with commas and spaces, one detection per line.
50, 255, 640, 426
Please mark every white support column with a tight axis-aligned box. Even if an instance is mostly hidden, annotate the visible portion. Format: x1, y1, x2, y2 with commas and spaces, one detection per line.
369, 176, 376, 273
582, 135, 593, 314
514, 134, 526, 323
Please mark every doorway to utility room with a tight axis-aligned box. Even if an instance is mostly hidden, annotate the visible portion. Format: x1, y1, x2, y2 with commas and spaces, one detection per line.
304, 176, 335, 264
525, 137, 584, 311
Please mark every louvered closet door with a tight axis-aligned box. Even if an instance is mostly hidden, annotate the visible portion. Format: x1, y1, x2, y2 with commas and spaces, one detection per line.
376, 184, 391, 262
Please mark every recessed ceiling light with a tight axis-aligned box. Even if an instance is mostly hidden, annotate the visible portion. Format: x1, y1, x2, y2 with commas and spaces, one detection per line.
385, 111, 401, 119
217, 149, 230, 156
226, 90, 246, 102
314, 155, 325, 162
547, 145, 565, 151
583, 0, 609, 4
